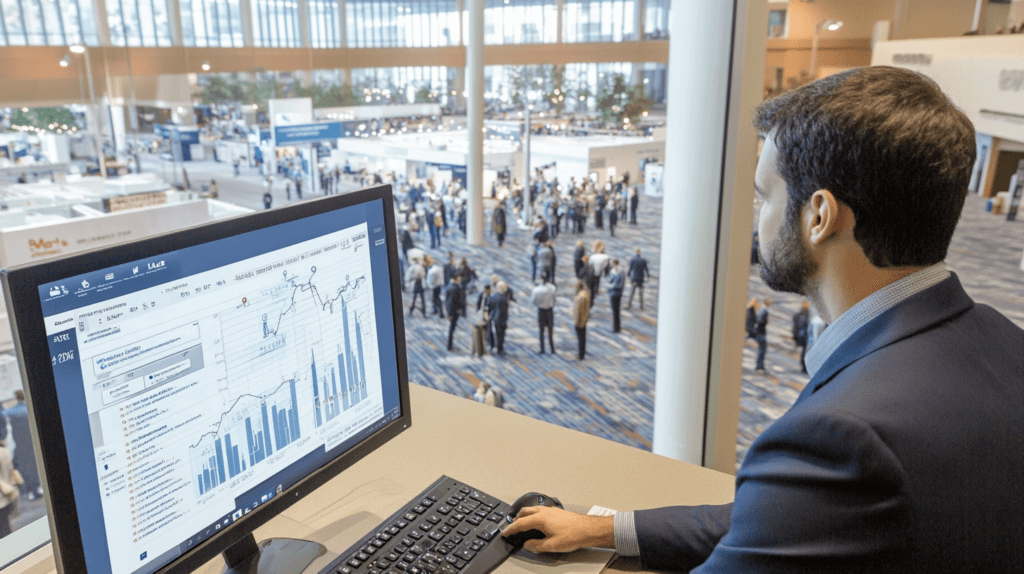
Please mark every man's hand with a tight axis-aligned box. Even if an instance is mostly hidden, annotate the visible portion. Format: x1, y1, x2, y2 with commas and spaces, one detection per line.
501, 506, 615, 554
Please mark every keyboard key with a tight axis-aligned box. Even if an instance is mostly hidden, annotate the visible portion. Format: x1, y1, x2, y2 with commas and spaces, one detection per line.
364, 546, 378, 555
469, 540, 485, 552
437, 505, 453, 515
474, 510, 488, 518
402, 538, 414, 547
421, 499, 434, 508
396, 520, 409, 529
357, 552, 371, 561
337, 568, 352, 574
403, 553, 418, 563
455, 549, 476, 562
440, 525, 452, 534
395, 562, 409, 572
347, 559, 363, 569
421, 563, 438, 573
466, 516, 482, 526
452, 493, 465, 501
450, 535, 463, 544
428, 531, 444, 541
488, 513, 503, 523
418, 523, 433, 532
456, 527, 470, 536
413, 505, 427, 514
372, 540, 385, 548
387, 526, 401, 535
379, 533, 393, 541
395, 544, 409, 554
459, 487, 470, 494
445, 555, 459, 565
477, 527, 500, 541
409, 530, 424, 540
440, 565, 458, 574
453, 513, 466, 522
408, 567, 423, 574
445, 518, 459, 528
386, 552, 400, 562
469, 491, 499, 508
405, 513, 418, 522
369, 569, 381, 574
446, 498, 460, 506
377, 560, 393, 569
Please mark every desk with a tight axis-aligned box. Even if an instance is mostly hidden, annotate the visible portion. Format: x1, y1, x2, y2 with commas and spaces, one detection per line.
15, 384, 735, 574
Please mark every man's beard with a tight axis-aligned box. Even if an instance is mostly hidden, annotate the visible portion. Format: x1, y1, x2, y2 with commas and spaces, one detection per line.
759, 213, 817, 295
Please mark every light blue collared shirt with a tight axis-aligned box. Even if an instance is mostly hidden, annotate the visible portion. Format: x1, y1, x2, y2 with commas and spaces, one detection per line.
612, 262, 952, 556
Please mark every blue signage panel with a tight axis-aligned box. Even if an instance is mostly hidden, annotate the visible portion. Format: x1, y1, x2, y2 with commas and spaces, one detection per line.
274, 122, 343, 145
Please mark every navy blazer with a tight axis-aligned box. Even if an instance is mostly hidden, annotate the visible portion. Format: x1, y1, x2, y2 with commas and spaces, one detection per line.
635, 274, 1024, 573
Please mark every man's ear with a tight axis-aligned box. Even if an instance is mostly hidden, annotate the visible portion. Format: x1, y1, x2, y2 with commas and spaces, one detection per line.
806, 189, 844, 246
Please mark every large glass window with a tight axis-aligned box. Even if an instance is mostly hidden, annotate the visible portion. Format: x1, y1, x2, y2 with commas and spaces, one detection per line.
346, 0, 459, 48
350, 66, 455, 105
644, 0, 669, 39
108, 0, 174, 46
484, 0, 556, 45
768, 8, 786, 38
563, 0, 636, 43
0, 0, 99, 45
181, 0, 244, 46
252, 0, 300, 47
309, 0, 340, 47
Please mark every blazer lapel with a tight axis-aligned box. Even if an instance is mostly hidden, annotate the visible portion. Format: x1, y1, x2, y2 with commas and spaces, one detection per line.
795, 273, 974, 406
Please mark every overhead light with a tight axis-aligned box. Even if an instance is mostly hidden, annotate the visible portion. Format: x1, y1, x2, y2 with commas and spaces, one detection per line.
201, 61, 211, 71
59, 54, 71, 67
823, 19, 843, 32
21, 107, 28, 112
69, 44, 86, 54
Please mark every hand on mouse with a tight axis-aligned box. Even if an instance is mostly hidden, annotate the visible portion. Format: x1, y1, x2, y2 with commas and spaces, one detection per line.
502, 506, 615, 554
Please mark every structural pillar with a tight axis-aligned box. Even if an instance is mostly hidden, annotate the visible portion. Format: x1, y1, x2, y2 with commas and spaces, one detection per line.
652, 0, 764, 472
166, 0, 184, 45
980, 137, 1002, 198
240, 0, 254, 46
892, 0, 910, 39
1011, 0, 1024, 28
465, 0, 485, 246
972, 0, 989, 34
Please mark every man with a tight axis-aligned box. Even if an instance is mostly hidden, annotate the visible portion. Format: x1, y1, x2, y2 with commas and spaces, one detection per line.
530, 272, 557, 354
607, 196, 618, 237
443, 252, 458, 286
426, 256, 445, 318
538, 240, 556, 285
7, 390, 40, 499
606, 259, 624, 333
571, 281, 590, 360
285, 178, 292, 200
629, 186, 639, 224
262, 190, 272, 210
792, 300, 811, 374
478, 284, 494, 351
443, 276, 464, 351
472, 285, 491, 357
492, 202, 507, 247
489, 282, 510, 355
754, 297, 771, 372
573, 240, 586, 279
405, 257, 427, 317
626, 248, 650, 310
502, 67, 1024, 572
295, 176, 303, 199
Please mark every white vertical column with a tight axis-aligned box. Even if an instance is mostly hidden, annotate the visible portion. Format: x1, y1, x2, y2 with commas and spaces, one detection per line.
299, 0, 310, 47
892, 0, 910, 39
972, 0, 989, 34
636, 0, 645, 41
1010, 0, 1024, 28
93, 0, 112, 45
166, 0, 183, 45
465, 0, 485, 246
652, 0, 761, 469
556, 0, 563, 44
240, 0, 254, 46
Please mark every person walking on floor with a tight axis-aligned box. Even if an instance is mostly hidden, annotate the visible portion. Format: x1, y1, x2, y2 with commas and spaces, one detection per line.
792, 300, 811, 373
6, 391, 38, 499
489, 282, 510, 355
426, 256, 445, 318
472, 286, 490, 357
573, 281, 591, 360
406, 257, 427, 317
444, 276, 464, 351
608, 196, 618, 237
537, 240, 556, 285
530, 272, 557, 353
755, 298, 771, 372
629, 186, 639, 224
587, 240, 611, 306
626, 248, 650, 310
745, 298, 759, 339
573, 240, 586, 280
262, 190, 273, 210
607, 259, 625, 333
285, 178, 292, 200
492, 201, 507, 247
400, 225, 415, 263
478, 284, 494, 350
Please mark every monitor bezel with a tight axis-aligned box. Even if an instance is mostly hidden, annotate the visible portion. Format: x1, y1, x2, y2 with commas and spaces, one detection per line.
1, 184, 413, 574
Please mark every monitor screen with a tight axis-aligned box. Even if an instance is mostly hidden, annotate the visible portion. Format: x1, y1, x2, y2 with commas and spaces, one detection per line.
5, 187, 410, 574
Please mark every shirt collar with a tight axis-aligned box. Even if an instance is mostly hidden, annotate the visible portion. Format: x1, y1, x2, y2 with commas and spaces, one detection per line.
804, 262, 950, 378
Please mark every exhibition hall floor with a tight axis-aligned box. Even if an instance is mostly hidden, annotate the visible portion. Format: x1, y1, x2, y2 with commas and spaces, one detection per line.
394, 191, 1024, 470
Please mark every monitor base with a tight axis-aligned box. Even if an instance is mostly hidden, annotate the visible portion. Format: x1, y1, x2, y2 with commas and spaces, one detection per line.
222, 534, 327, 574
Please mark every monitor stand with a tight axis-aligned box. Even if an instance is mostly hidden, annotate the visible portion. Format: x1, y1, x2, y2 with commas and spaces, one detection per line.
222, 533, 327, 574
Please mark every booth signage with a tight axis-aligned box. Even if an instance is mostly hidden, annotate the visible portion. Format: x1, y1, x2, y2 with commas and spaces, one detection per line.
103, 192, 169, 213
274, 122, 343, 145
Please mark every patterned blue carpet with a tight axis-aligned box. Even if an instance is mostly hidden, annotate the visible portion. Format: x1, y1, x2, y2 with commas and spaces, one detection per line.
400, 193, 1024, 470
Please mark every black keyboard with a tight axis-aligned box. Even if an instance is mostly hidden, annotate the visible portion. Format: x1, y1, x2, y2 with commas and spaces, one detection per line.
319, 476, 519, 574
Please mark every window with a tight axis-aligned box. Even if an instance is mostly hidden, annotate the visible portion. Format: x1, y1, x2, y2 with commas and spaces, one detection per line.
483, 0, 557, 45
181, 0, 244, 47
768, 9, 786, 38
0, 0, 99, 45
346, 0, 459, 48
108, 0, 174, 46
252, 0, 300, 47
350, 66, 454, 105
644, 0, 669, 40
309, 0, 340, 48
563, 0, 637, 43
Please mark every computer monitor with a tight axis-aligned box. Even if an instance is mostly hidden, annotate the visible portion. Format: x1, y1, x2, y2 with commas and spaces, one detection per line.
1, 185, 412, 574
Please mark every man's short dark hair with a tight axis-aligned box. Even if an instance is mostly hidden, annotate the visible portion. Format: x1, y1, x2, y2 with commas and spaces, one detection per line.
754, 66, 976, 268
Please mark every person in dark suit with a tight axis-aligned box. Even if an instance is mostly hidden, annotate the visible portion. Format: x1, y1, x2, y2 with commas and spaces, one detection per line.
492, 202, 507, 247
502, 67, 1024, 573
443, 276, 464, 351
489, 282, 510, 355
792, 300, 810, 373
754, 298, 771, 372
629, 186, 639, 224
626, 249, 650, 310
573, 240, 586, 279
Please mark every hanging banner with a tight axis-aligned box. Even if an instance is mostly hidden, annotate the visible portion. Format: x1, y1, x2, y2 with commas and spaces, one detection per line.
274, 122, 343, 145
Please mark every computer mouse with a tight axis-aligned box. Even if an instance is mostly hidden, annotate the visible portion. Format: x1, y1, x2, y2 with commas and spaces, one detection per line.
503, 492, 564, 547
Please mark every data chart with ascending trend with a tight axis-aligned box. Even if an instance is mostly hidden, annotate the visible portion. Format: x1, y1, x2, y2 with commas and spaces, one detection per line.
188, 225, 384, 500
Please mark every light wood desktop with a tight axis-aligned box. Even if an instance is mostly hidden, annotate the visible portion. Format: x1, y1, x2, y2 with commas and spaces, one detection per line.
18, 384, 736, 574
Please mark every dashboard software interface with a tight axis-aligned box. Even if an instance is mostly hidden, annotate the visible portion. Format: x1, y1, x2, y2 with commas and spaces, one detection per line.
37, 199, 401, 574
